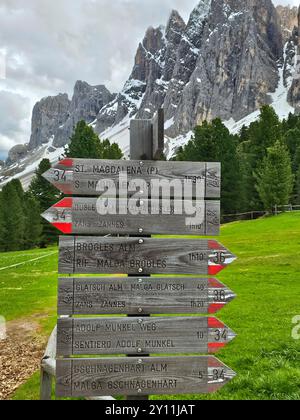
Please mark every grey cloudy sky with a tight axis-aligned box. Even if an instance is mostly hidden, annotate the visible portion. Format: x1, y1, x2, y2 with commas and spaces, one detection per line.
0, 0, 298, 159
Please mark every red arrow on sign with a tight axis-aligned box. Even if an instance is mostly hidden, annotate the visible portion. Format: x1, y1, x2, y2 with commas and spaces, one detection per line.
42, 198, 73, 234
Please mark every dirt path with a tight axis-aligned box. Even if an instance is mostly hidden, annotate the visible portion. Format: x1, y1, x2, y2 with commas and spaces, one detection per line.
0, 316, 49, 400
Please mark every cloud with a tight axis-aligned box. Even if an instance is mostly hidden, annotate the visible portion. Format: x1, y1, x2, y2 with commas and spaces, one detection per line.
0, 0, 197, 95
275, 0, 299, 6
0, 90, 30, 155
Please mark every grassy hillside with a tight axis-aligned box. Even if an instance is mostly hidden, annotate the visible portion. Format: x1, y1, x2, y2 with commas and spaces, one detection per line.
1, 212, 299, 400
0, 247, 58, 334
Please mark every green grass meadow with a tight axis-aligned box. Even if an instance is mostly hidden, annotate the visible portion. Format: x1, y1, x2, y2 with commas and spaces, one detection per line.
1, 212, 300, 400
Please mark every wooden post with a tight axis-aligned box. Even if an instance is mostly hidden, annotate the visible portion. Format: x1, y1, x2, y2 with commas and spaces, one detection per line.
130, 119, 153, 160
40, 366, 52, 400
40, 326, 57, 400
126, 113, 162, 401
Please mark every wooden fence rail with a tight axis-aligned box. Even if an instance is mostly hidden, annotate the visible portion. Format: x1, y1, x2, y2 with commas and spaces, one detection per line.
222, 211, 267, 223
222, 205, 300, 223
274, 204, 300, 214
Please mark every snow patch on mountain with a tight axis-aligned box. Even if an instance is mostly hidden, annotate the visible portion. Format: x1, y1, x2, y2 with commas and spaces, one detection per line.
0, 137, 66, 189
100, 116, 130, 158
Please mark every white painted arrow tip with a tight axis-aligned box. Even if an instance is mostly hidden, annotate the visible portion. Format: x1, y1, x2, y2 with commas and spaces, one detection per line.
228, 328, 237, 342
41, 209, 52, 223
42, 169, 52, 182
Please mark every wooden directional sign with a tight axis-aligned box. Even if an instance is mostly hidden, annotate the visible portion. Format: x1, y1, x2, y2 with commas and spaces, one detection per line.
42, 197, 220, 236
56, 316, 236, 356
58, 237, 236, 275
56, 356, 236, 398
38, 116, 237, 401
58, 277, 235, 315
42, 158, 220, 198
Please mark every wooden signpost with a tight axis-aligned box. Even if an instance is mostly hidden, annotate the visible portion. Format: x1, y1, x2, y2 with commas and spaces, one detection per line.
42, 159, 221, 198
58, 236, 236, 275
57, 277, 235, 315
41, 110, 237, 401
56, 316, 235, 356
42, 197, 220, 236
56, 356, 236, 398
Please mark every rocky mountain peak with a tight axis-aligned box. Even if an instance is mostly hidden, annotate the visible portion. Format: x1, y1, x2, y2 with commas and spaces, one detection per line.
53, 81, 114, 147
144, 26, 165, 54
130, 26, 165, 83
96, 0, 286, 137
7, 144, 29, 165
288, 6, 300, 113
73, 80, 110, 100
276, 4, 298, 43
251, 0, 283, 59
165, 10, 186, 42
189, 0, 212, 20
28, 93, 70, 150
168, 0, 282, 134
73, 80, 90, 93
70, 80, 112, 112
186, 0, 211, 39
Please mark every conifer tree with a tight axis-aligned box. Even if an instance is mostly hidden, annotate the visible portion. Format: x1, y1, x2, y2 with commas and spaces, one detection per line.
292, 145, 300, 204
0, 181, 25, 251
256, 141, 294, 212
29, 159, 60, 211
284, 128, 300, 170
0, 191, 6, 252
29, 158, 61, 245
98, 139, 123, 159
10, 179, 24, 199
23, 193, 42, 249
238, 106, 284, 210
249, 105, 282, 159
295, 167, 300, 205
176, 118, 241, 214
65, 120, 100, 158
65, 120, 123, 159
